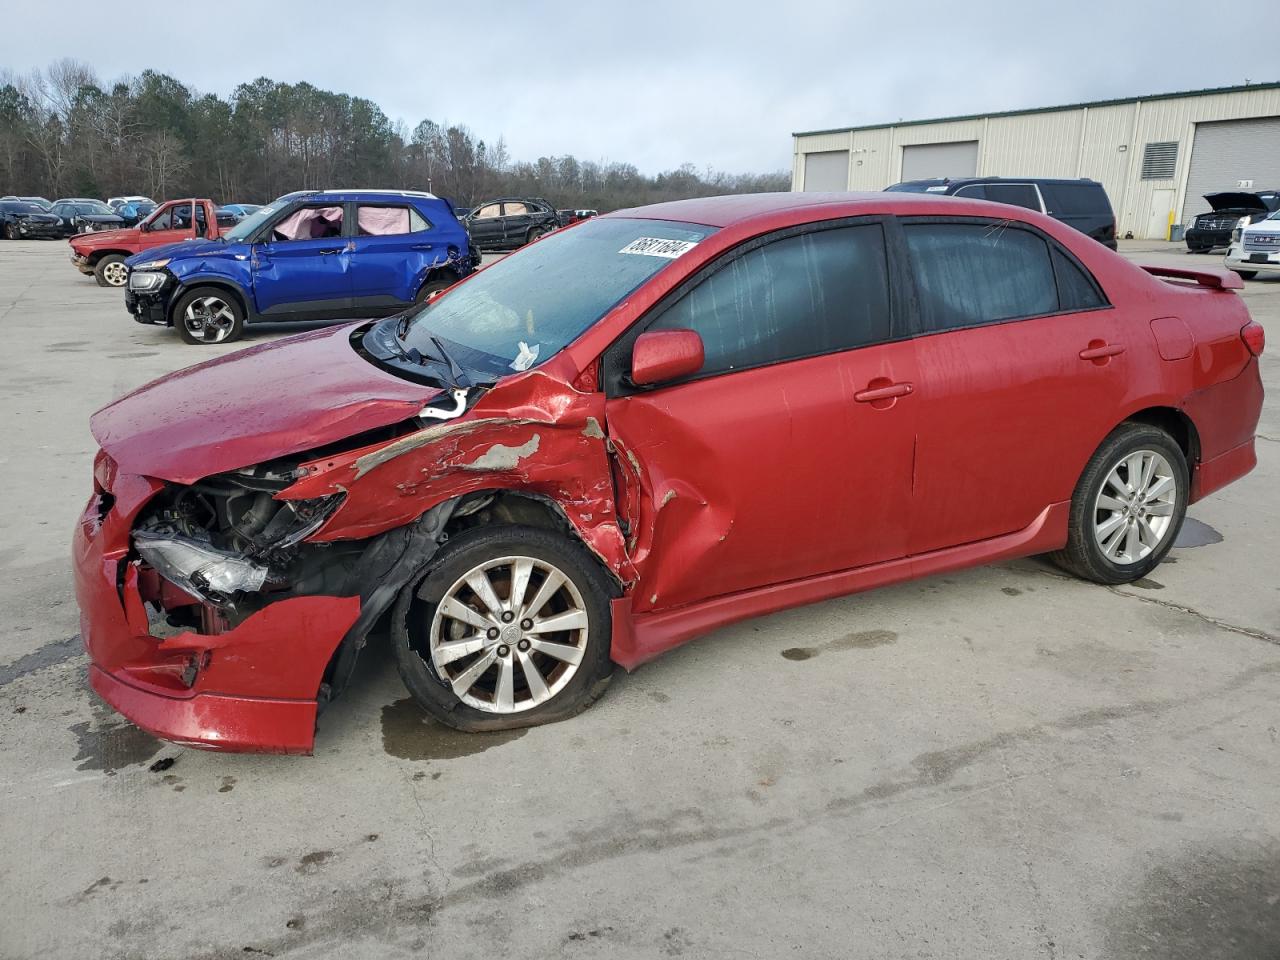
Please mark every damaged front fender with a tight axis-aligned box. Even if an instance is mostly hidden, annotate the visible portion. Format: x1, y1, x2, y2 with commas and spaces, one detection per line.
281, 368, 636, 586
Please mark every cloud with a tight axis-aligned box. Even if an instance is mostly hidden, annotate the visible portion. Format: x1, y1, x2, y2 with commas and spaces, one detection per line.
1, 0, 1274, 174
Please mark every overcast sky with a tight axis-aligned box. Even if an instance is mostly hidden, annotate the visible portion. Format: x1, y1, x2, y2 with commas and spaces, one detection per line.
2, 1, 1277, 174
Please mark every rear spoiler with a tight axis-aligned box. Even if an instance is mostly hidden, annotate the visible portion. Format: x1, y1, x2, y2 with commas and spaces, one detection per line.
1139, 264, 1243, 290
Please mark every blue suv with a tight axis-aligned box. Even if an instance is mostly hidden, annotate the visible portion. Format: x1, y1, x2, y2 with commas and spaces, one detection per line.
123, 189, 480, 344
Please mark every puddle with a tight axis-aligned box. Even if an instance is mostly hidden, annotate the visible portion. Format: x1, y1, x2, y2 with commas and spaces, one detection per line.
1174, 517, 1223, 548
70, 718, 161, 774
380, 697, 526, 761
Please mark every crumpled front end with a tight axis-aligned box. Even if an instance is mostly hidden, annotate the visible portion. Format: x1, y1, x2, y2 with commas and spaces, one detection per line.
73, 453, 363, 753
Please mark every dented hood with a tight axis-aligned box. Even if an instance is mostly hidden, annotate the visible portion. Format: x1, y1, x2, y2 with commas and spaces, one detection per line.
92, 323, 440, 483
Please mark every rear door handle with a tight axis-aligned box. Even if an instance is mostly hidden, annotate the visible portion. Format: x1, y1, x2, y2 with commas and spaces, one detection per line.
1079, 342, 1124, 360
854, 381, 913, 403
411, 243, 434, 250
317, 248, 342, 255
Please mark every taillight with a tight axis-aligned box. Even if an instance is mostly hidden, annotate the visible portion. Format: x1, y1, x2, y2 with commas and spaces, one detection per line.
1241, 321, 1265, 357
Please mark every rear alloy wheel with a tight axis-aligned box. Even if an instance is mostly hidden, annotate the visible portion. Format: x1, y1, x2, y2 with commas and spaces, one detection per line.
174, 287, 245, 345
1051, 424, 1187, 584
94, 254, 129, 288
393, 525, 614, 731
1231, 270, 1258, 281
3, 223, 16, 240
526, 226, 546, 245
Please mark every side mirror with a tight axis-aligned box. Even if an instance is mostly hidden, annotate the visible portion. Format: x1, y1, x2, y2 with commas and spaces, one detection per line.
630, 329, 704, 386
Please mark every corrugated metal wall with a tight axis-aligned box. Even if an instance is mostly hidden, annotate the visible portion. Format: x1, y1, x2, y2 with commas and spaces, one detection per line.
793, 87, 1280, 239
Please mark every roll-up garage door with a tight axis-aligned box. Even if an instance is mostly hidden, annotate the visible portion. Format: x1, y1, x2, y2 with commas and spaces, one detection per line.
802, 150, 850, 192
1182, 116, 1280, 223
900, 141, 979, 181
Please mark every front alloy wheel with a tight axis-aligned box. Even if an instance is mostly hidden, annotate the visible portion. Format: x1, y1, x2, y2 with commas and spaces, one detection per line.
173, 286, 245, 345
430, 556, 589, 713
394, 524, 614, 731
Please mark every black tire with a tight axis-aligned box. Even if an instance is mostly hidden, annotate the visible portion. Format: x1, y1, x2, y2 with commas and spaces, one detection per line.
392, 524, 615, 732
2, 222, 16, 240
172, 286, 245, 345
1050, 423, 1188, 584
93, 254, 129, 288
1231, 270, 1258, 281
525, 226, 546, 245
414, 276, 454, 304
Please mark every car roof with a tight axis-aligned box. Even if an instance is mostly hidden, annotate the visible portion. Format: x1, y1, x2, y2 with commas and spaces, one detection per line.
608, 192, 895, 227
308, 189, 439, 200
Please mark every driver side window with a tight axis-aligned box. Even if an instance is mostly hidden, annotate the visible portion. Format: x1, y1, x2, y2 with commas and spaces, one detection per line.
148, 207, 174, 230
648, 223, 893, 378
270, 205, 345, 242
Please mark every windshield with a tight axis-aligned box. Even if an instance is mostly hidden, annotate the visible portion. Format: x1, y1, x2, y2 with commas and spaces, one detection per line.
1, 202, 43, 214
401, 217, 717, 379
74, 202, 114, 215
223, 197, 290, 242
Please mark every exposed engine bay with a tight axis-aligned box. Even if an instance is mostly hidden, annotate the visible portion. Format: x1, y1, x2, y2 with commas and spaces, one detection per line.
132, 462, 355, 617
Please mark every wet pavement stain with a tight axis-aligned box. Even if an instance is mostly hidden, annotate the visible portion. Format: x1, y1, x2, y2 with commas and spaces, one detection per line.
295, 851, 334, 875
0, 635, 82, 688
219, 775, 236, 793
380, 697, 526, 761
1174, 517, 1224, 548
69, 717, 161, 774
782, 630, 898, 661
1104, 840, 1280, 959
1001, 587, 1023, 596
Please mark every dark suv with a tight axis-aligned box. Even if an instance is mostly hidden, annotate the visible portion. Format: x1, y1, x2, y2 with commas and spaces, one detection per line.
465, 197, 561, 250
885, 177, 1117, 249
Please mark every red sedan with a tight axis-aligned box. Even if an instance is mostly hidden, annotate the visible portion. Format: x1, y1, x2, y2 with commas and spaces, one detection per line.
74, 192, 1265, 752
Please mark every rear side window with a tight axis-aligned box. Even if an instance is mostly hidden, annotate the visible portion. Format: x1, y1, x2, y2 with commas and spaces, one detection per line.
1042, 183, 1108, 217
649, 223, 891, 377
357, 205, 412, 236
504, 202, 530, 215
904, 222, 1057, 331
1051, 247, 1106, 311
982, 183, 1041, 211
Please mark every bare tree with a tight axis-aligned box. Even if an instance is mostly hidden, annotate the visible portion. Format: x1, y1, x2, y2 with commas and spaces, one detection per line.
140, 131, 190, 198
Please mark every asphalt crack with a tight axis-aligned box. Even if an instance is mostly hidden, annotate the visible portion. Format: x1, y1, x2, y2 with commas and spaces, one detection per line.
1107, 586, 1280, 647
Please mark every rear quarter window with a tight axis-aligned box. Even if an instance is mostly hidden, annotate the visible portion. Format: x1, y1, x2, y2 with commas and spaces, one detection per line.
1042, 183, 1110, 216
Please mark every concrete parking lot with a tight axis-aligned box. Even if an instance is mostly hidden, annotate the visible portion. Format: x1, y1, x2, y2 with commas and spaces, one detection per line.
1, 238, 1277, 960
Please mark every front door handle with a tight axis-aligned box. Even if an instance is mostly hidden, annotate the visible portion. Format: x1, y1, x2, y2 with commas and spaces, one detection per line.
854, 381, 914, 403
411, 243, 433, 251
1079, 341, 1125, 362
318, 247, 342, 255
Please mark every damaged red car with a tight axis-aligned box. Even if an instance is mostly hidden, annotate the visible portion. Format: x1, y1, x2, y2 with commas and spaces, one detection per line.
74, 192, 1265, 753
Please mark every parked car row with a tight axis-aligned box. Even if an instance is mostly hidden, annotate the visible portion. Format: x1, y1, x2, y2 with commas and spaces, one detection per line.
73, 189, 1265, 752
0, 193, 261, 239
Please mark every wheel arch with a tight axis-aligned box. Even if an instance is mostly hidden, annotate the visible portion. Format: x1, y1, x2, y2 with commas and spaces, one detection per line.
443, 489, 624, 594
169, 278, 252, 325
417, 263, 462, 296
86, 248, 132, 265
1121, 405, 1201, 464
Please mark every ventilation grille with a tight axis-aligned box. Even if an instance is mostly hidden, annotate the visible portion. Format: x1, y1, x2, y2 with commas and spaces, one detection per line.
1141, 142, 1179, 180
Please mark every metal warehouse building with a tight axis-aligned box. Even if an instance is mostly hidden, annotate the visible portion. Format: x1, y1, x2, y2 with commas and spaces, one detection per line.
792, 82, 1280, 240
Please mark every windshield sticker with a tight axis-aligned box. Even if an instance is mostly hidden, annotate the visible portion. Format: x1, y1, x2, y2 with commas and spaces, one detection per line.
510, 341, 540, 371
618, 237, 700, 259
925, 185, 948, 193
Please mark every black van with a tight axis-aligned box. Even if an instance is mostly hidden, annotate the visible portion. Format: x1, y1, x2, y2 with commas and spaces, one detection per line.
884, 177, 1117, 250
